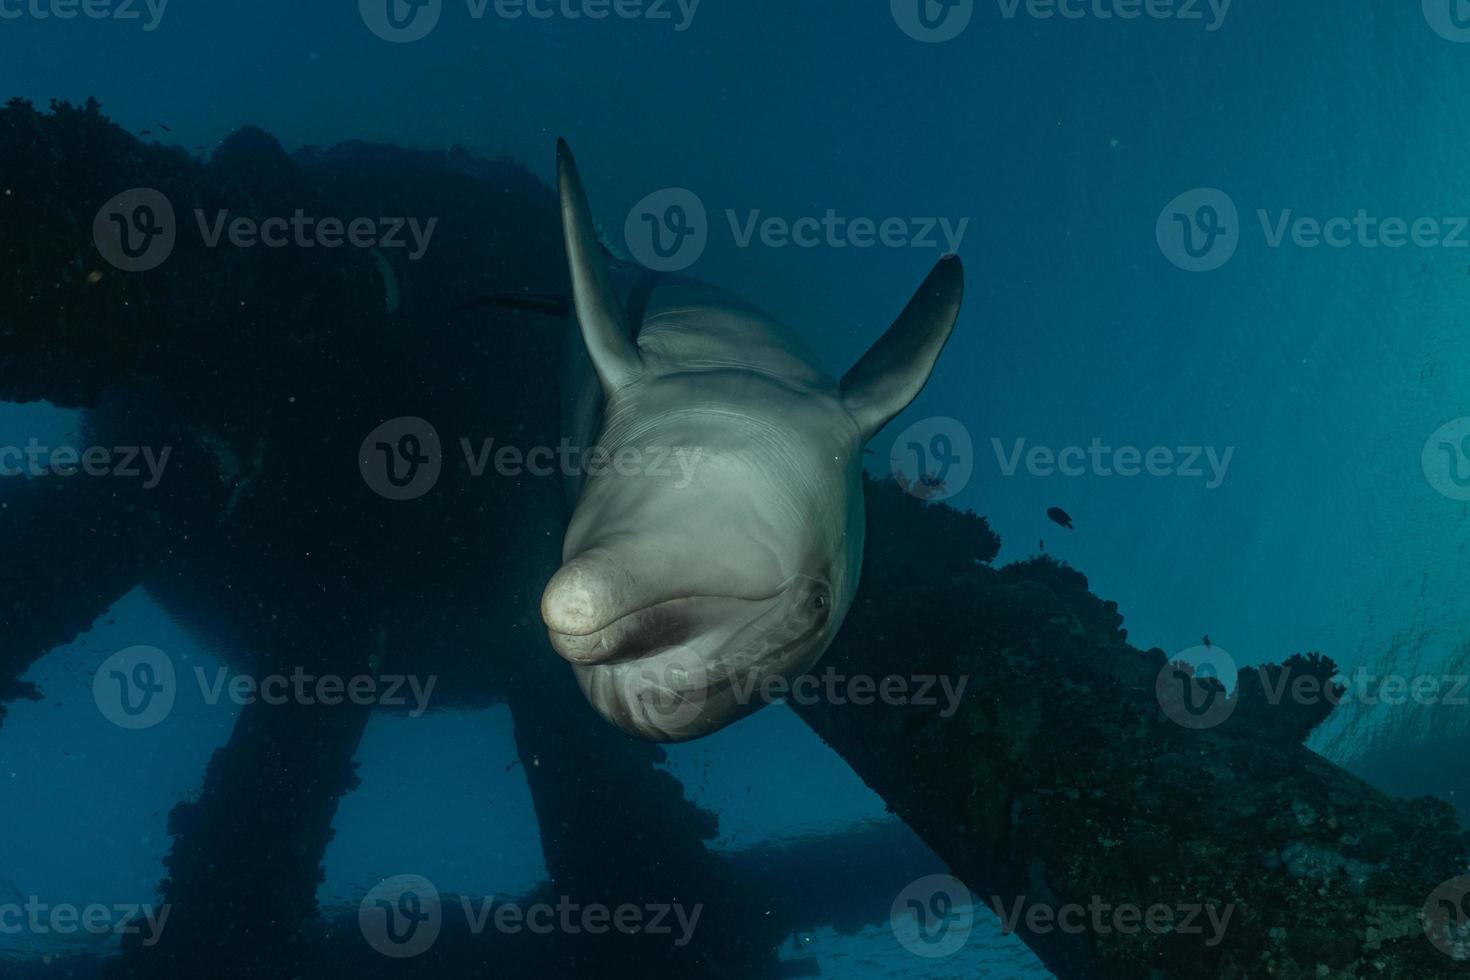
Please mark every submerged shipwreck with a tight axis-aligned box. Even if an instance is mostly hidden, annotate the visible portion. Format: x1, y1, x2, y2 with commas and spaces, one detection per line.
1, 99, 1467, 979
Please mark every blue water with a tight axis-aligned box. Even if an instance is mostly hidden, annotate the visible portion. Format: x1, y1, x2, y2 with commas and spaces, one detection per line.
5, 2, 1470, 975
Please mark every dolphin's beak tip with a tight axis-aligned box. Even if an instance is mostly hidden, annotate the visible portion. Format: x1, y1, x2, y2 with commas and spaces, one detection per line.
541, 560, 607, 638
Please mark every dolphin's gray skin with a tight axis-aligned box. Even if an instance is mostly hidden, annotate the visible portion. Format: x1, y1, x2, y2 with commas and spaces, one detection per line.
541, 141, 965, 741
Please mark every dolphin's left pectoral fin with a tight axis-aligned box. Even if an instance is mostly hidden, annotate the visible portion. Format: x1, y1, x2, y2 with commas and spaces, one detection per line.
840, 255, 965, 442
557, 139, 643, 395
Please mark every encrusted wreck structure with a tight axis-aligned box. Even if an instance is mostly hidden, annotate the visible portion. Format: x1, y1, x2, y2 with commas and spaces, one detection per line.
2, 100, 1467, 979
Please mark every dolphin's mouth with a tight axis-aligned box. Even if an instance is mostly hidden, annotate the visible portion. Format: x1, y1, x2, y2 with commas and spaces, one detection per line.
567, 584, 833, 741
545, 568, 836, 740
546, 592, 779, 666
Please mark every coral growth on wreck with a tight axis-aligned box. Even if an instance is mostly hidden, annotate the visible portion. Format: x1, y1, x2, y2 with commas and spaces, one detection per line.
797, 476, 1470, 979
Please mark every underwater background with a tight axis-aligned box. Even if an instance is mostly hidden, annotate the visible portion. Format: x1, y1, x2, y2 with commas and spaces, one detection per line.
4, 1, 1470, 977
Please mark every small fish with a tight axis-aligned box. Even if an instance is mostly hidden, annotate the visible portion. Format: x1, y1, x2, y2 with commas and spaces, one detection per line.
1046, 506, 1074, 530
139, 130, 152, 137
1039, 539, 1045, 552
1203, 634, 1212, 648
158, 123, 172, 132
459, 293, 572, 318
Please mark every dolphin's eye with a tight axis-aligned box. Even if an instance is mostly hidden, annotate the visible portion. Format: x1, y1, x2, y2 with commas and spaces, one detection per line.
812, 591, 828, 610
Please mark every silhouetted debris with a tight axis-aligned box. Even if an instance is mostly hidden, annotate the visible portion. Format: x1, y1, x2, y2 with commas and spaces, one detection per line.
4, 99, 783, 980
8, 98, 1468, 980
795, 476, 1470, 979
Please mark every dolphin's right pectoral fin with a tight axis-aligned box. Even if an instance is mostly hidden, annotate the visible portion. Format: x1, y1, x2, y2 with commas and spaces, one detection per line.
557, 139, 643, 396
839, 255, 965, 442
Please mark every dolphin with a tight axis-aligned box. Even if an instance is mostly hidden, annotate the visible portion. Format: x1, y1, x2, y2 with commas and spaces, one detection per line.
540, 141, 965, 741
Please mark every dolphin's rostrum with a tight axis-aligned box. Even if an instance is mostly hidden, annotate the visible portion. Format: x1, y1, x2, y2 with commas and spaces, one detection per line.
541, 140, 965, 741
